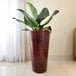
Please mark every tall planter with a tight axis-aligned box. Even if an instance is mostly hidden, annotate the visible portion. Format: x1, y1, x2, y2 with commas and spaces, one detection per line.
30, 31, 50, 73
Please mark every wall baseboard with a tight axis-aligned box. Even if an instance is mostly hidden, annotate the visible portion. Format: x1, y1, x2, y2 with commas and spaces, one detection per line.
48, 55, 73, 61
26, 55, 73, 61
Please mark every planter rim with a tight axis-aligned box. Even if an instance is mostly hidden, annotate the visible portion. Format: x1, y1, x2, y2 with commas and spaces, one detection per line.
27, 30, 51, 33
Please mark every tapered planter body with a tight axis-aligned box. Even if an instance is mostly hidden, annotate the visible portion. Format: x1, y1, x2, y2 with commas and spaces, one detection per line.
30, 31, 50, 73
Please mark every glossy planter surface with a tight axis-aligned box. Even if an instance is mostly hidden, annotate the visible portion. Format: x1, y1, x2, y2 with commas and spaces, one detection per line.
30, 31, 50, 73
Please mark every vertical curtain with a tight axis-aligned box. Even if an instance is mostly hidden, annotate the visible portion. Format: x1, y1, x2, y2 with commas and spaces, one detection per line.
0, 0, 26, 62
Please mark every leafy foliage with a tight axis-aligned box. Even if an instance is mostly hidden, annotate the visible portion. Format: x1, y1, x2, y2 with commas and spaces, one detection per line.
13, 2, 59, 32
36, 8, 49, 24
27, 2, 38, 20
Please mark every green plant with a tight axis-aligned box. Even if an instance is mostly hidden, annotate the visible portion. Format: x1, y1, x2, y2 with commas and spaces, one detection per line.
13, 2, 59, 32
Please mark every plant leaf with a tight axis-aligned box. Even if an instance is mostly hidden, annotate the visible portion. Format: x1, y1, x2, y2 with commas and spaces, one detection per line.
36, 8, 49, 24
27, 2, 38, 19
13, 17, 25, 24
41, 10, 59, 26
17, 9, 39, 30
22, 28, 31, 31
43, 26, 52, 32
52, 10, 59, 16
24, 16, 34, 29
24, 16, 39, 30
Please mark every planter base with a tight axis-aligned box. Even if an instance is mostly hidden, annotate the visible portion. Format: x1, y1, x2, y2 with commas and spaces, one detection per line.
33, 69, 47, 73
32, 61, 47, 73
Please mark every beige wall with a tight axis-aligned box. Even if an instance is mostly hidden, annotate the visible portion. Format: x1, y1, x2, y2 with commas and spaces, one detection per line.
25, 0, 76, 60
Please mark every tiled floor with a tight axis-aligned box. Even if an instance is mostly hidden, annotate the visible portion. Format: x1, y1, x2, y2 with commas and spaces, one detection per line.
0, 61, 76, 76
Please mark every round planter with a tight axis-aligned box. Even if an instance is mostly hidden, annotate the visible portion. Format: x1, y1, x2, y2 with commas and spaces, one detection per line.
30, 31, 50, 73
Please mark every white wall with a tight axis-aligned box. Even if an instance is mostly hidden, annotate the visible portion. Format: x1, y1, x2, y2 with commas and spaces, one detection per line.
25, 0, 76, 60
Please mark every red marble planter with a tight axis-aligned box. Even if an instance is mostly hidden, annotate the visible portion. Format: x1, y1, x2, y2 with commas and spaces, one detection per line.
30, 31, 50, 73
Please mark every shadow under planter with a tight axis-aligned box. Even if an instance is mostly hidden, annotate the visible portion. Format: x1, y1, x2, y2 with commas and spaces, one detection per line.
30, 31, 50, 73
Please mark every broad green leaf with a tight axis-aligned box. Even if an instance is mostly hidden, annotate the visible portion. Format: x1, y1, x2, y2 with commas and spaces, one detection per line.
27, 2, 38, 19
13, 17, 25, 24
41, 10, 59, 26
24, 17, 39, 30
41, 16, 53, 27
24, 16, 34, 30
17, 9, 39, 30
36, 8, 49, 24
